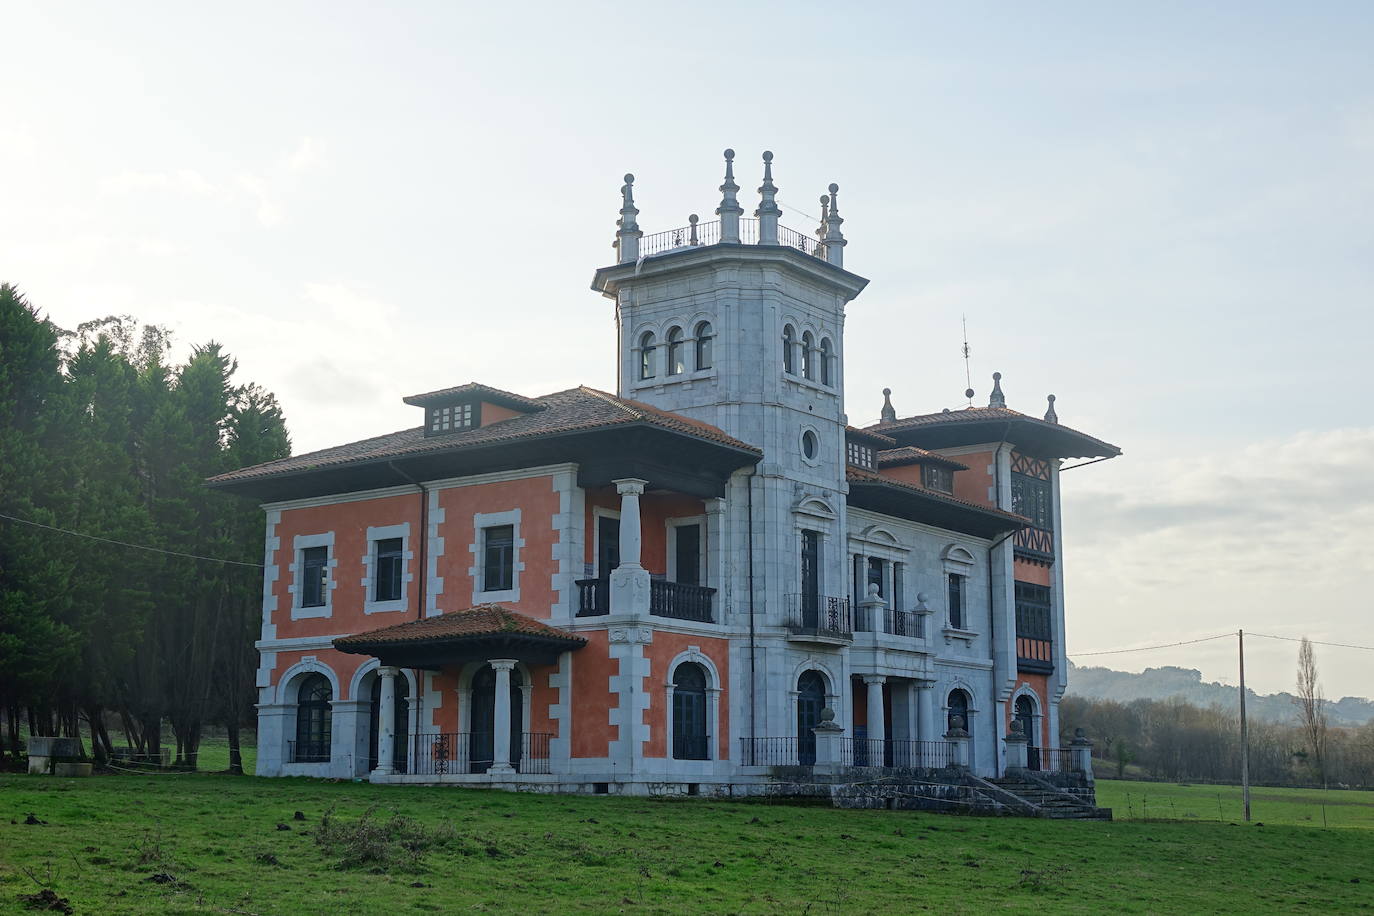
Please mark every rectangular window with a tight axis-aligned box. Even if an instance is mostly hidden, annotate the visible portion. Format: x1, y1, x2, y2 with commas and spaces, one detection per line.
1011, 473, 1053, 529
1015, 582, 1052, 639
893, 562, 903, 611
852, 554, 864, 604
846, 441, 874, 469
483, 525, 515, 592
948, 573, 965, 629
429, 403, 475, 434
922, 464, 954, 494
674, 524, 701, 586
301, 546, 328, 608
374, 538, 403, 602
866, 556, 884, 600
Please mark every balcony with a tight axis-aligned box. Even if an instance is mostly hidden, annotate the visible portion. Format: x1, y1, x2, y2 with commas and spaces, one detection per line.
638, 216, 822, 260
784, 594, 852, 644
1016, 636, 1054, 674
1013, 526, 1054, 561
853, 606, 925, 640
405, 732, 553, 776
575, 577, 716, 623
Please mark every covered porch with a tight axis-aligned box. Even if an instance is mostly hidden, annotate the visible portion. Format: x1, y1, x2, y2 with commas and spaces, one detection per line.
333, 605, 586, 782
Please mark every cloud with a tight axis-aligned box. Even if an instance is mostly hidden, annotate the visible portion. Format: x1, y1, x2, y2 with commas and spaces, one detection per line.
286, 137, 323, 172
102, 168, 222, 197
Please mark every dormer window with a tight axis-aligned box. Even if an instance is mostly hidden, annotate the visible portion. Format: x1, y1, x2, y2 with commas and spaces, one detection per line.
846, 441, 874, 469
429, 402, 475, 434
922, 463, 954, 494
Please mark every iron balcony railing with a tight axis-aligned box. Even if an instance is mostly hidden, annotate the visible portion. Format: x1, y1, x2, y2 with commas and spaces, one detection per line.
1029, 746, 1075, 774
853, 606, 925, 640
785, 593, 853, 640
739, 736, 806, 767
575, 577, 716, 623
287, 739, 330, 763
843, 738, 953, 769
637, 217, 823, 259
407, 732, 555, 776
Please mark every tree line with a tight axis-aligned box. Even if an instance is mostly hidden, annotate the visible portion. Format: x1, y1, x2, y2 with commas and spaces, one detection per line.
1060, 679, 1374, 789
0, 285, 289, 772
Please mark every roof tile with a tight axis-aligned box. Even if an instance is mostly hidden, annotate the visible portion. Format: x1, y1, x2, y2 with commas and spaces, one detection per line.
333, 604, 586, 649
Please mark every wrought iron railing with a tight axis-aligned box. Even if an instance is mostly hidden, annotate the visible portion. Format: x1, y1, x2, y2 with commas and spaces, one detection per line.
287, 739, 330, 763
853, 606, 925, 639
520, 732, 554, 775
1014, 525, 1054, 559
672, 733, 711, 761
785, 594, 852, 640
409, 732, 470, 776
1031, 746, 1075, 774
650, 579, 716, 622
637, 217, 823, 259
365, 744, 409, 774
740, 736, 805, 767
575, 577, 715, 622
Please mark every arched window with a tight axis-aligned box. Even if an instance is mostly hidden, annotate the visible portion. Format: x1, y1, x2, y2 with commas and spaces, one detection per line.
801, 331, 815, 380
694, 321, 714, 371
819, 337, 833, 386
1015, 694, 1039, 767
666, 326, 685, 375
671, 662, 709, 760
946, 689, 970, 734
782, 325, 796, 374
639, 331, 657, 381
797, 670, 827, 765
294, 674, 332, 762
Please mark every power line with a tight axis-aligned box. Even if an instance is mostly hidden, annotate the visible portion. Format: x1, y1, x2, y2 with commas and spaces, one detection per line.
1071, 633, 1234, 657
0, 511, 263, 569
1248, 632, 1374, 653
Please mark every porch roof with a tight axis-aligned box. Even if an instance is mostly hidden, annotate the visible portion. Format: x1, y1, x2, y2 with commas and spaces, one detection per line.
333, 604, 586, 669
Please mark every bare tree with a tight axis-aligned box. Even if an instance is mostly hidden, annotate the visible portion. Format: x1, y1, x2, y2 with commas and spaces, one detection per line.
1295, 637, 1328, 784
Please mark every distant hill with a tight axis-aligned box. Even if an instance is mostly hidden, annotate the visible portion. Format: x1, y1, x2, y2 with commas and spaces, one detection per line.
1065, 662, 1374, 727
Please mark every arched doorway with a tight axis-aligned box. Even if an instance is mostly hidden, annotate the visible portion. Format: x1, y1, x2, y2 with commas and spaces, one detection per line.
1015, 694, 1039, 770
293, 674, 332, 763
797, 671, 827, 765
671, 663, 709, 760
470, 664, 523, 773
368, 674, 410, 774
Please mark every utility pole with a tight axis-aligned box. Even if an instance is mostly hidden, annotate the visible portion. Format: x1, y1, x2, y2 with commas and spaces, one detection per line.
1239, 629, 1251, 822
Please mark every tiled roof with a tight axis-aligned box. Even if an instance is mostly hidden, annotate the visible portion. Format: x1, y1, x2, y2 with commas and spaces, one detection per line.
333, 604, 586, 651
866, 406, 1121, 458
876, 446, 969, 471
846, 466, 1028, 525
207, 386, 760, 486
846, 425, 897, 448
401, 382, 546, 412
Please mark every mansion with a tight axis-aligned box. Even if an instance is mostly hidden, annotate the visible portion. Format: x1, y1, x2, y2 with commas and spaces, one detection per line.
209, 150, 1119, 796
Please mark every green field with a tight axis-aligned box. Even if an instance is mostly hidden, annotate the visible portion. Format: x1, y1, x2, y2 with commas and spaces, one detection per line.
1, 773, 1371, 915
1096, 778, 1374, 829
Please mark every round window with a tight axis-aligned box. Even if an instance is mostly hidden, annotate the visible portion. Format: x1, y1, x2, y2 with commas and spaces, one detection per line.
801, 430, 818, 460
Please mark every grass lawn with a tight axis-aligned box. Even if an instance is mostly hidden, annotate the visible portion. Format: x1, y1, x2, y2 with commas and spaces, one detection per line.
2, 774, 1372, 914
1096, 778, 1374, 829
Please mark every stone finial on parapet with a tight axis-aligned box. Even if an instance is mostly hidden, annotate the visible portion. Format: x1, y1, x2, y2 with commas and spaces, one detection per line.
1004, 719, 1029, 770
755, 151, 780, 245
716, 149, 742, 243
615, 173, 642, 264
1071, 727, 1095, 783
880, 387, 897, 424
816, 194, 830, 251
988, 371, 1006, 408
1044, 394, 1058, 424
822, 182, 846, 267
945, 715, 970, 767
688, 213, 700, 246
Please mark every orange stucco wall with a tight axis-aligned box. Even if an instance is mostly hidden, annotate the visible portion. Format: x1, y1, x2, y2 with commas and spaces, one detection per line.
479, 402, 524, 426
642, 633, 730, 760
877, 463, 924, 488
570, 630, 617, 758
1013, 560, 1053, 587
950, 449, 996, 508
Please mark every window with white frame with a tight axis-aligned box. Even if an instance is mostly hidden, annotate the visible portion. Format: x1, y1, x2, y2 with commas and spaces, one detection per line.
429, 403, 474, 434
483, 526, 514, 592
363, 523, 411, 614
291, 532, 335, 619
471, 510, 522, 602
846, 440, 874, 469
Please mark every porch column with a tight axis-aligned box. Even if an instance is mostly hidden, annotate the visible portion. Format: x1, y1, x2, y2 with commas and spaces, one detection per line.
916, 680, 937, 744
610, 478, 651, 615
863, 675, 886, 746
489, 659, 518, 775
374, 666, 399, 776
704, 497, 726, 594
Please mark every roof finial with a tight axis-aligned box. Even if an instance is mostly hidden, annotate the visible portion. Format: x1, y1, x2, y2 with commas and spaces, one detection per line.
880, 387, 897, 424
1044, 394, 1058, 424
988, 371, 1006, 408
816, 194, 830, 250
822, 182, 846, 268
716, 148, 742, 244
755, 150, 780, 245
614, 172, 642, 264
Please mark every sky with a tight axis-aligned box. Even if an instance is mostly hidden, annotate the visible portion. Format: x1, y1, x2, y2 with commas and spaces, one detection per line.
3, 2, 1371, 698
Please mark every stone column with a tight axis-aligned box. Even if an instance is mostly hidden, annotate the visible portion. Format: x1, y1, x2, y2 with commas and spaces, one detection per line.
374, 667, 399, 776
610, 478, 651, 615
812, 707, 844, 776
916, 679, 937, 744
489, 659, 518, 775
1071, 727, 1095, 784
1004, 720, 1029, 772
864, 675, 886, 766
704, 497, 726, 598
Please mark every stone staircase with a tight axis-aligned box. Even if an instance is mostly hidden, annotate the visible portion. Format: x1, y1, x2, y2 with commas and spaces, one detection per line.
984, 775, 1111, 820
